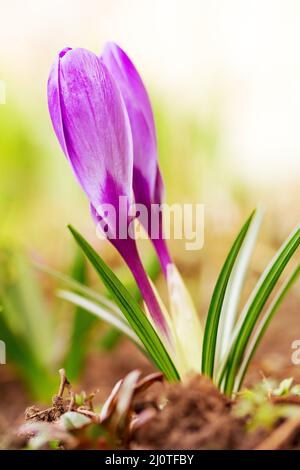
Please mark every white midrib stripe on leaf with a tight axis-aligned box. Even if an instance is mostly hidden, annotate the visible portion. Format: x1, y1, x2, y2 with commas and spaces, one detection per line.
215, 209, 263, 372
57, 289, 144, 348
167, 264, 203, 376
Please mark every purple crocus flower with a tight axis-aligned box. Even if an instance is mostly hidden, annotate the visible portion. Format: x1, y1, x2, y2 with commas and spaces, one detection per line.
47, 47, 169, 337
101, 43, 172, 276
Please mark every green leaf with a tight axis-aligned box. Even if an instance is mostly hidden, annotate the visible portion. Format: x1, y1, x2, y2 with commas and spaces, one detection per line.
234, 264, 300, 392
216, 209, 263, 369
63, 251, 98, 382
35, 262, 123, 318
201, 210, 256, 377
0, 249, 57, 400
224, 225, 300, 396
0, 250, 54, 365
0, 309, 56, 400
67, 225, 179, 382
58, 289, 144, 347
291, 384, 300, 396
272, 378, 294, 397
60, 411, 91, 430
112, 255, 160, 302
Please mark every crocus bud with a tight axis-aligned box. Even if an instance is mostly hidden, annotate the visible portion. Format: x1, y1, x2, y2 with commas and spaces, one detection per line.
48, 48, 133, 230
48, 47, 169, 338
102, 43, 172, 276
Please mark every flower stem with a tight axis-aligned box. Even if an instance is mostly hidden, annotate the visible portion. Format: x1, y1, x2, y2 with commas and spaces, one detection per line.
114, 238, 169, 339
151, 236, 172, 278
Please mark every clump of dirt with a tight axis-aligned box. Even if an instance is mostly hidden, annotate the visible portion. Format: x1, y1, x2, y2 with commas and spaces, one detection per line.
25, 396, 66, 423
24, 369, 71, 423
24, 369, 97, 426
7, 368, 300, 450
131, 375, 259, 450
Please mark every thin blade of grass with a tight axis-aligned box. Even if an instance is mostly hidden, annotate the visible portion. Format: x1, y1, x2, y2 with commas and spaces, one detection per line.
63, 251, 98, 381
58, 289, 144, 348
0, 306, 56, 400
201, 210, 256, 378
35, 262, 123, 319
215, 209, 263, 370
0, 251, 54, 365
68, 225, 179, 382
234, 264, 300, 393
223, 225, 300, 396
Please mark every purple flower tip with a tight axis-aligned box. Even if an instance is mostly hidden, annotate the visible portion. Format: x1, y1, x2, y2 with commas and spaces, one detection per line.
59, 47, 72, 58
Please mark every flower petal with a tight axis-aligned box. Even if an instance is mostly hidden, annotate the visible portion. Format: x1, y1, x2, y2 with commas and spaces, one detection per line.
48, 47, 133, 215
101, 42, 159, 206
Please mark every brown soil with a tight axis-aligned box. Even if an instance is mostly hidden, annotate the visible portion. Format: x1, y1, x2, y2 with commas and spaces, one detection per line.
131, 375, 263, 450
0, 339, 153, 430
4, 366, 300, 450
0, 367, 29, 433
80, 338, 154, 402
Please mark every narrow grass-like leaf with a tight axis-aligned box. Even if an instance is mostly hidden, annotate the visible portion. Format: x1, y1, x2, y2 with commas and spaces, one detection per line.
201, 211, 256, 377
58, 289, 144, 348
216, 209, 263, 369
35, 262, 123, 319
63, 251, 98, 381
114, 255, 160, 302
68, 225, 179, 381
167, 264, 203, 375
0, 305, 56, 400
234, 264, 300, 393
0, 251, 54, 365
224, 225, 300, 396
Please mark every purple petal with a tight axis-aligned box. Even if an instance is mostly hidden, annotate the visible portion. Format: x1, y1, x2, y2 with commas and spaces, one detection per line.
47, 47, 72, 156
101, 43, 173, 275
101, 42, 160, 207
153, 167, 165, 205
47, 47, 133, 218
48, 47, 169, 337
